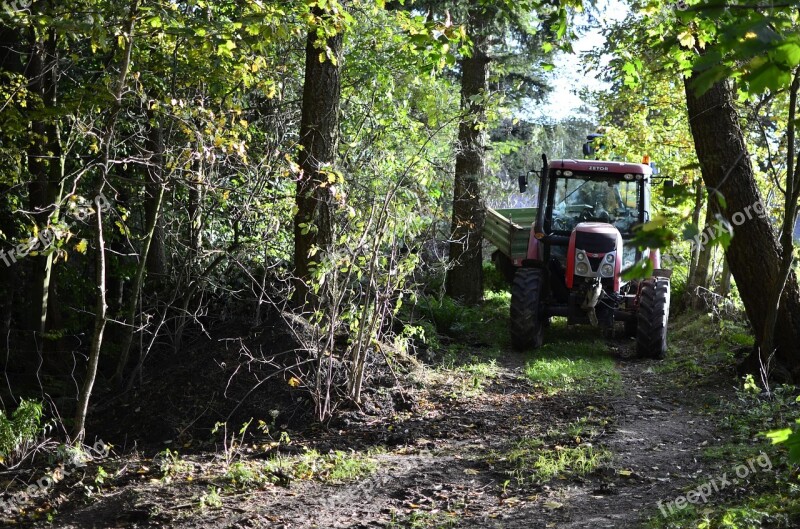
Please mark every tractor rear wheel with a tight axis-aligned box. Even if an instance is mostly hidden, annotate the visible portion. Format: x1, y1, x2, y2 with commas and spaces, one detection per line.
636, 277, 670, 359
510, 267, 544, 350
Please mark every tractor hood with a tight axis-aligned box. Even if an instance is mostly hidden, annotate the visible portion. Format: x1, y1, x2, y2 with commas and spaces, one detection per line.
566, 222, 624, 291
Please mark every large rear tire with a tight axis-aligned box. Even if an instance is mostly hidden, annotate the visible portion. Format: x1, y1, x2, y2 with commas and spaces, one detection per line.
636, 277, 670, 359
510, 268, 544, 350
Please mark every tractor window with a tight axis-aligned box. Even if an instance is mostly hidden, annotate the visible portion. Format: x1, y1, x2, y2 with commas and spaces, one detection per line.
550, 175, 642, 235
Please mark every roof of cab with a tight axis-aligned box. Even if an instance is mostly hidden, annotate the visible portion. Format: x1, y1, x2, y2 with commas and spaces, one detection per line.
548, 159, 652, 175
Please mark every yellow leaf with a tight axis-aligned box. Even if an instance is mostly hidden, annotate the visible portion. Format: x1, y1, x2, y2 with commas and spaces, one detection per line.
75, 239, 88, 254
288, 377, 301, 388
678, 30, 695, 48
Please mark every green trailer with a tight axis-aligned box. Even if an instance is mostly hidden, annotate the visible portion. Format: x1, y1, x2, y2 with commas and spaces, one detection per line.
484, 206, 538, 262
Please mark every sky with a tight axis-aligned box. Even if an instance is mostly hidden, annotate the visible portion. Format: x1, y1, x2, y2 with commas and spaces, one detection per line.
526, 0, 630, 123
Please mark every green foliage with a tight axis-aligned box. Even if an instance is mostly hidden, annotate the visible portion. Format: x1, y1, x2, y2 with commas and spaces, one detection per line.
224, 460, 272, 488
0, 399, 44, 466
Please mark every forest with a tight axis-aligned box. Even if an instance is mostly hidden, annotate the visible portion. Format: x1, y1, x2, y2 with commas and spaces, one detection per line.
1, 0, 800, 527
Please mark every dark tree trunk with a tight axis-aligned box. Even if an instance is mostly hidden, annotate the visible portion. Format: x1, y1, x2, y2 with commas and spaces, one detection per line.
689, 193, 716, 309
293, 10, 342, 309
684, 74, 800, 378
686, 180, 703, 281
26, 27, 62, 337
145, 117, 167, 282
717, 254, 732, 298
446, 6, 494, 305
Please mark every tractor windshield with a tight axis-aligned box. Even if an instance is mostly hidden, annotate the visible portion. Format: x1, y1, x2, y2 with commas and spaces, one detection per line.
550, 175, 642, 236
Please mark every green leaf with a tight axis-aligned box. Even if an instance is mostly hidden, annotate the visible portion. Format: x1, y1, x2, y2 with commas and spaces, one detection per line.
621, 258, 654, 281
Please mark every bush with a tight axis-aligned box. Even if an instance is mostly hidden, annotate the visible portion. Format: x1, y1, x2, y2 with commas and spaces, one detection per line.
0, 399, 44, 466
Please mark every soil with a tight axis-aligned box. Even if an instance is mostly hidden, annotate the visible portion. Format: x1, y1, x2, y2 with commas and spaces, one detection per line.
4, 333, 733, 529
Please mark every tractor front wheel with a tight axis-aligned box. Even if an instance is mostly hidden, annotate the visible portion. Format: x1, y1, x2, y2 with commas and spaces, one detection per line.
510, 267, 545, 350
636, 277, 670, 359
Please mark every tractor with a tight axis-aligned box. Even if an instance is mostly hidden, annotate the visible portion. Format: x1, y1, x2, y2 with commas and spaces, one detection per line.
485, 153, 671, 358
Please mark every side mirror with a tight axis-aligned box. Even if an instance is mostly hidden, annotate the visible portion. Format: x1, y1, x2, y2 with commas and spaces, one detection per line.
518, 173, 528, 193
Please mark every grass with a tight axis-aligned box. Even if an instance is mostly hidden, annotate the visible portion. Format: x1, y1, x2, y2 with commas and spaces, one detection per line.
523, 320, 621, 395
261, 448, 379, 484
488, 437, 611, 485
653, 311, 752, 382
389, 510, 459, 529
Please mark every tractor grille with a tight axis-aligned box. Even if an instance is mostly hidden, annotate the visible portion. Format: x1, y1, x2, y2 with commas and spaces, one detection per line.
574, 231, 617, 254
588, 256, 603, 271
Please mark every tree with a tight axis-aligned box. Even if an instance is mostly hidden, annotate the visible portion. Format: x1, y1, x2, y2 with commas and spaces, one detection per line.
293, 5, 345, 310
600, 0, 800, 377
446, 4, 495, 303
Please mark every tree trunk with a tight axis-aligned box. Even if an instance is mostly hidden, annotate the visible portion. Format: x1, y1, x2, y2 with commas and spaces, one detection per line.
145, 125, 168, 283
717, 254, 732, 298
446, 6, 494, 305
73, 0, 138, 440
683, 74, 800, 378
686, 180, 703, 282
26, 26, 62, 338
293, 9, 342, 310
689, 193, 716, 309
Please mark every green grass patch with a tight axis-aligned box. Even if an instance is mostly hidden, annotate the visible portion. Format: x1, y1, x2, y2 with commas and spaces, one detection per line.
523, 323, 621, 395
489, 437, 611, 485
262, 448, 379, 484
654, 311, 752, 382
389, 509, 459, 529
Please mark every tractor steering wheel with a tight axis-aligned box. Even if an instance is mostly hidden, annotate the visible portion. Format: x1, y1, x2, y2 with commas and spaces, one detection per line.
578, 206, 594, 223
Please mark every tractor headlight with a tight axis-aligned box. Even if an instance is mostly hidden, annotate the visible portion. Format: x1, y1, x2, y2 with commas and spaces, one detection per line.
576, 262, 590, 275
600, 263, 614, 277
605, 253, 615, 263
576, 250, 586, 262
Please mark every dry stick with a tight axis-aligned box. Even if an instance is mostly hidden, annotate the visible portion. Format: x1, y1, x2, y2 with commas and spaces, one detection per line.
72, 0, 139, 442
112, 180, 165, 384
72, 202, 108, 442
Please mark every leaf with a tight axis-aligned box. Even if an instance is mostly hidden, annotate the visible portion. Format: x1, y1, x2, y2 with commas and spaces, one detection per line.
745, 62, 791, 94
678, 30, 695, 49
682, 223, 700, 241
621, 258, 654, 281
287, 377, 301, 388
74, 239, 88, 254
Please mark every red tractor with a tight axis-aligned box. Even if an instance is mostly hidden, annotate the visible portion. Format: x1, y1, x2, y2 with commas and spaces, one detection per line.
485, 155, 671, 358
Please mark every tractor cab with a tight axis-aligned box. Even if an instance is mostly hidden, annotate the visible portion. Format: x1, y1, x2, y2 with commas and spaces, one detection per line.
536, 159, 657, 299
